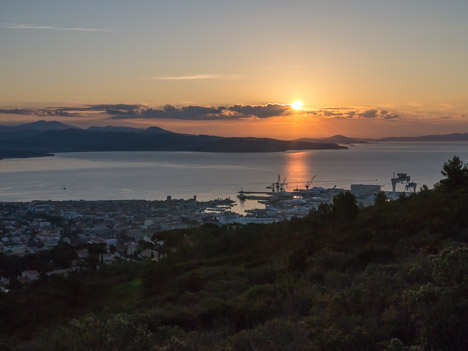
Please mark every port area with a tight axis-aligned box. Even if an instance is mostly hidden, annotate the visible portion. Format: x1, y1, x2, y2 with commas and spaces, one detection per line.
0, 175, 416, 259
222, 174, 418, 225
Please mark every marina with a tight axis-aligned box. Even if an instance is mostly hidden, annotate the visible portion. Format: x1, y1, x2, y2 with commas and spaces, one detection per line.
213, 171, 419, 225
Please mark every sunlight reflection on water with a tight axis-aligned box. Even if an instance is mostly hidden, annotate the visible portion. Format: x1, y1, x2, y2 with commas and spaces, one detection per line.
1, 143, 468, 213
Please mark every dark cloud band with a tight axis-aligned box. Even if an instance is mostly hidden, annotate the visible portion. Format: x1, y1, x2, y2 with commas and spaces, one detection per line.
1, 104, 402, 121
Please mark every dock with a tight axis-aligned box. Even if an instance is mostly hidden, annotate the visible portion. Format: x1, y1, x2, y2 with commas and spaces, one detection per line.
241, 195, 270, 200
238, 191, 272, 195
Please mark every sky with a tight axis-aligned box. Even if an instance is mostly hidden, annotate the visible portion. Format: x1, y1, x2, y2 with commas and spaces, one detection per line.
0, 0, 467, 138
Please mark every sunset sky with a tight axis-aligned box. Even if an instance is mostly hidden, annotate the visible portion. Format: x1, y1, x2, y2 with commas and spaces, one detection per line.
1, 0, 467, 138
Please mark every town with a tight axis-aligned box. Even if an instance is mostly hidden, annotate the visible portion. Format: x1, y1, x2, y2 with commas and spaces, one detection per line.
0, 197, 237, 292
0, 172, 417, 292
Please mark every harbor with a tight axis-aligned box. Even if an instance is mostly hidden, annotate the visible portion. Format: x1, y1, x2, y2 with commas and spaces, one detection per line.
216, 172, 419, 225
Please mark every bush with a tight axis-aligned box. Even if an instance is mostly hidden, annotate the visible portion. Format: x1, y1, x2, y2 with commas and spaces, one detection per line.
231, 319, 313, 351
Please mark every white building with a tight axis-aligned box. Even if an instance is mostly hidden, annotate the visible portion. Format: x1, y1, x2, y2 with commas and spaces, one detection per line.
4, 244, 26, 256
37, 230, 61, 248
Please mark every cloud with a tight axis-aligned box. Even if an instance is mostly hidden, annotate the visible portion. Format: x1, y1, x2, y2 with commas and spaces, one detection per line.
2, 103, 402, 121
91, 104, 141, 110
1, 103, 458, 124
105, 108, 138, 116
110, 105, 227, 120
0, 108, 34, 115
37, 104, 142, 117
319, 110, 345, 117
108, 103, 297, 120
320, 107, 353, 110
142, 74, 241, 80
0, 105, 138, 118
141, 105, 226, 120
227, 104, 292, 118
384, 113, 399, 120
0, 107, 84, 117
0, 24, 111, 32
313, 108, 402, 120
358, 109, 378, 118
312, 109, 357, 119
38, 109, 76, 117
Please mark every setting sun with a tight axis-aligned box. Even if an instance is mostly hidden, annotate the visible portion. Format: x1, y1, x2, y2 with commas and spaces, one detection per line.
291, 100, 303, 110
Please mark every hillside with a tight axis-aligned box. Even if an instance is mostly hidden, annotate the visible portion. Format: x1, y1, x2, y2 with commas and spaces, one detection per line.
297, 134, 368, 144
0, 120, 76, 132
0, 157, 467, 350
2, 121, 468, 157
0, 150, 53, 160
0, 123, 346, 155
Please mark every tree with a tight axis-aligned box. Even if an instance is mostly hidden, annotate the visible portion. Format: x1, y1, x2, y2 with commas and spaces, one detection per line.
332, 192, 359, 221
385, 338, 404, 351
440, 156, 468, 188
287, 249, 308, 274
374, 191, 387, 206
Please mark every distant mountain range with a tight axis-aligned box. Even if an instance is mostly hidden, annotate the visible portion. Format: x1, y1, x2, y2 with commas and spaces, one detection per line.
1, 121, 467, 159
300, 133, 468, 143
373, 133, 468, 142
0, 120, 76, 132
0, 121, 346, 159
297, 135, 369, 144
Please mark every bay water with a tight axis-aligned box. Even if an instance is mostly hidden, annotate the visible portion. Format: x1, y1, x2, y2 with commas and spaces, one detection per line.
1, 142, 467, 213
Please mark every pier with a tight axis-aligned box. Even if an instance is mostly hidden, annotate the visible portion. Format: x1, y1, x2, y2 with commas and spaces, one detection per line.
237, 191, 272, 195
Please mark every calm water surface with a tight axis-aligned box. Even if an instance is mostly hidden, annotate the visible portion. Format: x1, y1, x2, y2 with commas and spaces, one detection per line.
1, 142, 468, 213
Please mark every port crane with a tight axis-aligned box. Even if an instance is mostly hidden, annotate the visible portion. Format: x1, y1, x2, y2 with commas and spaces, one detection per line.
279, 177, 287, 192
405, 181, 417, 192
266, 174, 288, 193
391, 173, 417, 193
305, 175, 317, 191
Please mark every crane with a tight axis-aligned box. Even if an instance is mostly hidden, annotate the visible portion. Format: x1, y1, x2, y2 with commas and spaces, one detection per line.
305, 175, 317, 191
266, 174, 289, 193
391, 173, 416, 193
279, 177, 287, 192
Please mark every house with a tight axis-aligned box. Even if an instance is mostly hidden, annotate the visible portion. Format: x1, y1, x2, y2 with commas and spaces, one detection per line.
101, 253, 114, 265
126, 242, 139, 255
39, 221, 51, 228
46, 267, 79, 277
161, 222, 188, 231
126, 228, 148, 241
4, 244, 26, 256
37, 230, 61, 248
76, 248, 89, 259
88, 238, 106, 245
116, 243, 128, 255
19, 270, 40, 283
140, 249, 157, 260
0, 283, 9, 293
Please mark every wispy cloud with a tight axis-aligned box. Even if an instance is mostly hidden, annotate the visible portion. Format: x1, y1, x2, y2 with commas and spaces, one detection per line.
140, 74, 241, 81
0, 24, 112, 32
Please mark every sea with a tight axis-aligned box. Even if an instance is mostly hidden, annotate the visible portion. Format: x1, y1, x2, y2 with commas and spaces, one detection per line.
1, 142, 468, 213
